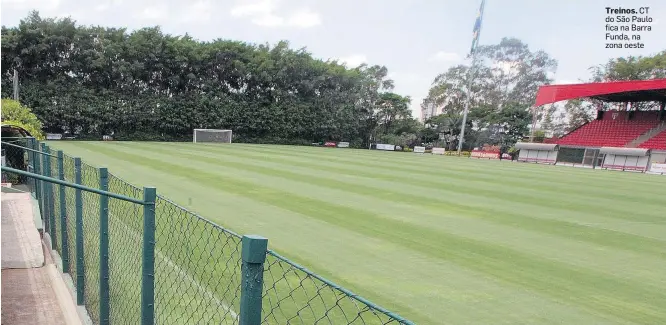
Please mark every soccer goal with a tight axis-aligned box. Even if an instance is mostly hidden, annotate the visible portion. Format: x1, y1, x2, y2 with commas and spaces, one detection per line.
193, 129, 233, 143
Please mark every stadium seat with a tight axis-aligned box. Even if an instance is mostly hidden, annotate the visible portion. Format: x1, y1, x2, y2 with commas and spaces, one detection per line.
555, 111, 660, 148
638, 129, 666, 150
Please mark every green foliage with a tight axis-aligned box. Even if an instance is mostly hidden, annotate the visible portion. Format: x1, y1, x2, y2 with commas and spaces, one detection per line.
533, 130, 546, 143
589, 51, 666, 111
563, 99, 596, 132
424, 38, 554, 150
1, 11, 409, 145
1, 98, 45, 139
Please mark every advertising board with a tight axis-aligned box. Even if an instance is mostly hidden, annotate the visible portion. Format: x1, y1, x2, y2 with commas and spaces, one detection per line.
471, 150, 500, 159
432, 147, 446, 155
337, 142, 350, 148
650, 163, 666, 174
414, 146, 426, 153
376, 144, 395, 151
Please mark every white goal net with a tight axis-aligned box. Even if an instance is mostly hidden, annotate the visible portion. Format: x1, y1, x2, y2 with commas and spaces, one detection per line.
193, 129, 232, 143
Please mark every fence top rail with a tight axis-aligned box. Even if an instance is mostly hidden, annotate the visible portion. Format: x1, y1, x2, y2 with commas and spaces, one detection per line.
1, 166, 148, 205
266, 249, 415, 325
1, 141, 59, 157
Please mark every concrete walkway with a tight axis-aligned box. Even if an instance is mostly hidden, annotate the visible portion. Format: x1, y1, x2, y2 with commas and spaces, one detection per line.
1, 192, 81, 325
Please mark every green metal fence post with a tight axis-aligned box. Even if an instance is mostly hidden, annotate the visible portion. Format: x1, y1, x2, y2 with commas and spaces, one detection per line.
141, 187, 157, 325
33, 140, 41, 201
46, 145, 56, 248
58, 150, 69, 273
239, 235, 269, 325
74, 158, 85, 305
35, 142, 43, 227
99, 167, 110, 325
27, 138, 36, 193
41, 143, 56, 244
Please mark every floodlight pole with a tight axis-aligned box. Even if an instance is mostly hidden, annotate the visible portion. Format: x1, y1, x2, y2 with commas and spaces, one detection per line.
457, 54, 478, 155
458, 1, 486, 155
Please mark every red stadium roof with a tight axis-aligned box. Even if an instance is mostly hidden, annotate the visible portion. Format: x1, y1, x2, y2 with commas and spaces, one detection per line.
534, 78, 666, 107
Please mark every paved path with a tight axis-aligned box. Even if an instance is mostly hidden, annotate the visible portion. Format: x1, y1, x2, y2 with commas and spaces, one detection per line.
1, 192, 81, 325
2, 193, 43, 269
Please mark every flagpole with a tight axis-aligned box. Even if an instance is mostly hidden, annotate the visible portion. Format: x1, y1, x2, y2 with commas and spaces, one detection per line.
457, 0, 486, 155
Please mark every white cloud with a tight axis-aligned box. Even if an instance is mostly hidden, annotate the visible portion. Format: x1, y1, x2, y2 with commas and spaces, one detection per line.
230, 0, 275, 17
2, 0, 61, 12
230, 0, 321, 28
94, 4, 110, 11
136, 4, 169, 20
338, 54, 367, 68
390, 72, 421, 84
180, 0, 213, 23
252, 13, 285, 27
91, 0, 123, 12
286, 9, 321, 28
429, 51, 460, 62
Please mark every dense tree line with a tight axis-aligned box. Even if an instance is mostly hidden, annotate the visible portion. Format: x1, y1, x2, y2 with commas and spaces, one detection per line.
1, 12, 416, 146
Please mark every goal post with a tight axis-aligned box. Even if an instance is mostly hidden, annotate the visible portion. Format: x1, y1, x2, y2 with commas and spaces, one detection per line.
193, 129, 232, 143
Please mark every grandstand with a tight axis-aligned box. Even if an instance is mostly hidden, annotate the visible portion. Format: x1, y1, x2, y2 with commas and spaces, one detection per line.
639, 128, 666, 150
518, 79, 666, 173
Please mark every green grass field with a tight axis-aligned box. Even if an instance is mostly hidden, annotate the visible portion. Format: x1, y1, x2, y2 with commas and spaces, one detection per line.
46, 141, 666, 325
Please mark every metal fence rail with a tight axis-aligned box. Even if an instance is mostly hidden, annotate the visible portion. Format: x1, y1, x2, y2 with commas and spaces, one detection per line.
0, 139, 414, 325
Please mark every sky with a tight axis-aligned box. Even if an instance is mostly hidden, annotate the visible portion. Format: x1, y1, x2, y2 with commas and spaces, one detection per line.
2, 0, 665, 119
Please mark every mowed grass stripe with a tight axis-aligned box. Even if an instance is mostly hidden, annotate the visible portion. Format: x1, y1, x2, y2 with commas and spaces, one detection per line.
131, 143, 666, 284
240, 143, 662, 188
248, 144, 666, 195
165, 143, 665, 223
244, 143, 660, 186
135, 142, 666, 254
75, 142, 666, 324
197, 143, 666, 206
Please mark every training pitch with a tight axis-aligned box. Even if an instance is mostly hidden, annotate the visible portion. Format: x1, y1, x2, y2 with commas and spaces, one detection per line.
47, 141, 666, 325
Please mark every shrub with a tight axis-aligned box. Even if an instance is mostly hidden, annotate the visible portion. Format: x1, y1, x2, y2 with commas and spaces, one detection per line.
1, 99, 44, 139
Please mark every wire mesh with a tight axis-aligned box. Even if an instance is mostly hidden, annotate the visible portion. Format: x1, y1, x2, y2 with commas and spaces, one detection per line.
80, 163, 102, 324
106, 173, 144, 324
63, 154, 78, 286
153, 196, 243, 325
50, 155, 61, 252
261, 252, 412, 325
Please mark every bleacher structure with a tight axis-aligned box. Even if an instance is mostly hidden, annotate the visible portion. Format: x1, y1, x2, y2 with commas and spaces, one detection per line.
516, 79, 666, 174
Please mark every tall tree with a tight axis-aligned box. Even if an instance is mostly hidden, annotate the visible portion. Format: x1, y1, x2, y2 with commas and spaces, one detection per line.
424, 37, 556, 149
563, 99, 596, 132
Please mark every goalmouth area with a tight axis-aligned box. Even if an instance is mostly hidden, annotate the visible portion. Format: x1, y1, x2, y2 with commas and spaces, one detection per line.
40, 141, 666, 325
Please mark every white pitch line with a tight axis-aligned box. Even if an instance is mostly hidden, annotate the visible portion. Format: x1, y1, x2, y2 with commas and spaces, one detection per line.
109, 212, 240, 321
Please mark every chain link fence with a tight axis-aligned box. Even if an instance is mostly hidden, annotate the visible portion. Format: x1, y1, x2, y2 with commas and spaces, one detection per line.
154, 196, 243, 325
1, 138, 414, 325
262, 251, 411, 325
